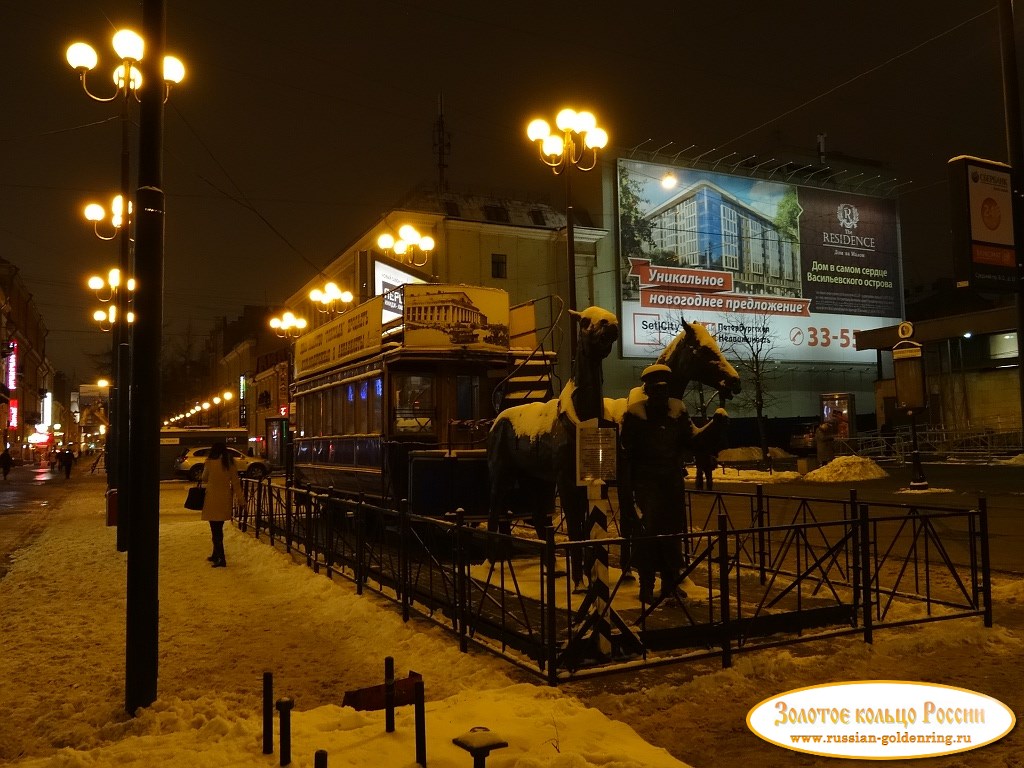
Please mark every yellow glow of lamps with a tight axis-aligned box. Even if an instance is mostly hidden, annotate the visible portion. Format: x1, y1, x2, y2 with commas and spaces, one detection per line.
84, 203, 105, 222
87, 275, 105, 290
97, 379, 110, 388
541, 134, 564, 158
113, 63, 142, 91
555, 108, 577, 132
584, 127, 608, 149
398, 224, 420, 244
223, 391, 234, 401
112, 29, 144, 61
526, 119, 550, 142
377, 233, 395, 250
419, 236, 435, 252
66, 42, 98, 71
163, 56, 185, 84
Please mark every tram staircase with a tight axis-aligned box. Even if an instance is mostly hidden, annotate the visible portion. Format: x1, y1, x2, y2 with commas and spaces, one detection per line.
497, 297, 561, 411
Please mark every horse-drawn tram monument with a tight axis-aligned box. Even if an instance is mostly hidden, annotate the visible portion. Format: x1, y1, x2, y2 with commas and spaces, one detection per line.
238, 283, 993, 682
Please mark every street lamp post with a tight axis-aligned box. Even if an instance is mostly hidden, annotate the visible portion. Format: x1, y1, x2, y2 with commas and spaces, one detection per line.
86, 267, 135, 550
376, 225, 436, 268
309, 283, 354, 315
270, 312, 307, 486
68, 14, 186, 715
68, 29, 183, 562
526, 109, 608, 362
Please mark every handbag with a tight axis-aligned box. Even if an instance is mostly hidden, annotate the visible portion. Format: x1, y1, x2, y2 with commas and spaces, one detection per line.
184, 482, 206, 511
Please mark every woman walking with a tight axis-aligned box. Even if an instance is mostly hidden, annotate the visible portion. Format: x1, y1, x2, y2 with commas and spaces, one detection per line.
201, 442, 243, 568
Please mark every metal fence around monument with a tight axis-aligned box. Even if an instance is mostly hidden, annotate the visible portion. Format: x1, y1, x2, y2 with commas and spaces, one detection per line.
235, 479, 992, 683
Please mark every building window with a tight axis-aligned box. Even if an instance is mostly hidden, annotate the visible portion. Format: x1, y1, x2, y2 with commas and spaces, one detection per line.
444, 200, 460, 217
682, 198, 699, 265
721, 206, 739, 270
491, 253, 507, 279
483, 204, 510, 223
529, 209, 546, 225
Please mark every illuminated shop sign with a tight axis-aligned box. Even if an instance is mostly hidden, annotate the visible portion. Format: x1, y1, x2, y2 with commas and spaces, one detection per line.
5, 341, 16, 390
9, 399, 18, 429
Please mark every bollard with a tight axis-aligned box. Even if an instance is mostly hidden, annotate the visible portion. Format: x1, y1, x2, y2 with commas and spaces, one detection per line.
414, 680, 426, 766
263, 672, 274, 755
384, 656, 396, 733
314, 749, 328, 768
276, 697, 295, 766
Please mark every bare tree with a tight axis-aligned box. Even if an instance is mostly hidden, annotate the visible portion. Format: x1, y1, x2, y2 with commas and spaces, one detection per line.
713, 313, 782, 462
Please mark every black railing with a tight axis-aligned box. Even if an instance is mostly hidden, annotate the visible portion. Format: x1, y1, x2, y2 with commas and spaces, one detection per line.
236, 479, 992, 682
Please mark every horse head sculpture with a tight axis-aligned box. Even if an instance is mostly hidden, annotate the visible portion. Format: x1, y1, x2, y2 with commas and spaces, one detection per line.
656, 320, 741, 403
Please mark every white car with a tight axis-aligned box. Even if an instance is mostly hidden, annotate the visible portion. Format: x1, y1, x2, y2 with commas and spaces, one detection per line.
173, 446, 269, 481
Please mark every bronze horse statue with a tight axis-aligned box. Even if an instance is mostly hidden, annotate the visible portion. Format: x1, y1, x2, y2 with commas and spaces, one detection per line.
487, 306, 619, 545
487, 315, 741, 581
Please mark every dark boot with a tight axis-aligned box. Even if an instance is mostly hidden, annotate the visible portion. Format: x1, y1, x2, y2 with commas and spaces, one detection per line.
212, 556, 226, 568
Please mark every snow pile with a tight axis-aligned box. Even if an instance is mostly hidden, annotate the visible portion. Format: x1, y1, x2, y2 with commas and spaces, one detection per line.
1002, 453, 1024, 466
802, 455, 888, 482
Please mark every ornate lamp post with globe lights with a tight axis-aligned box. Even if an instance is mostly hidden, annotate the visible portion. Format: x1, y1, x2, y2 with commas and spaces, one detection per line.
67, 29, 184, 558
269, 311, 307, 485
526, 109, 607, 362
85, 267, 134, 525
377, 224, 435, 268
68, 15, 188, 714
309, 282, 354, 315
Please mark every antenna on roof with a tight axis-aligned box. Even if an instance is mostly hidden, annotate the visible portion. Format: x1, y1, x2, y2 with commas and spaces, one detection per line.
434, 93, 451, 193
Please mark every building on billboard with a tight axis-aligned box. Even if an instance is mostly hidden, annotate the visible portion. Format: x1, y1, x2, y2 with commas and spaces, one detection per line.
645, 180, 802, 299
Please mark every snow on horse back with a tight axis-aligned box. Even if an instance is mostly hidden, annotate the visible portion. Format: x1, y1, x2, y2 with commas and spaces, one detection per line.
486, 307, 619, 536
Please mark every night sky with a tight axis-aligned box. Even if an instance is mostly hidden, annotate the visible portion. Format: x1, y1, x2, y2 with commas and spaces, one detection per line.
1, 1, 1008, 379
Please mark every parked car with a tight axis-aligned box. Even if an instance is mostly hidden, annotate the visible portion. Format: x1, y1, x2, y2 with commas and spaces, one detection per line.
173, 446, 269, 481
788, 423, 818, 456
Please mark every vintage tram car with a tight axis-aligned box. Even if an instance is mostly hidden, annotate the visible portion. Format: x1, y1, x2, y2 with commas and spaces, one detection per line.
290, 284, 556, 514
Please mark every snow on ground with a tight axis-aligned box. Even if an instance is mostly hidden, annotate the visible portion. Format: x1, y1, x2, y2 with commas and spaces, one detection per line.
801, 455, 888, 482
4, 471, 1023, 767
0, 480, 688, 767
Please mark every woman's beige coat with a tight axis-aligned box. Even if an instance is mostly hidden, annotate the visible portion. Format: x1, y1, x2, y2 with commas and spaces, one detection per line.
200, 456, 243, 522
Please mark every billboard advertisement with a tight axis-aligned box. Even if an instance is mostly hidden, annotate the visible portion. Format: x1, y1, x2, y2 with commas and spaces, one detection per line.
618, 159, 903, 362
948, 156, 1017, 292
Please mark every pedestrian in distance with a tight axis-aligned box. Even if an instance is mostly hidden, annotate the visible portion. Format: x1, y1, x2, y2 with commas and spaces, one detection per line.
693, 449, 717, 491
60, 446, 75, 479
0, 447, 12, 481
201, 442, 243, 568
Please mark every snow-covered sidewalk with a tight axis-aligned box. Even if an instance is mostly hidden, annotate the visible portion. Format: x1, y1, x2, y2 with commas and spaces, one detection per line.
0, 481, 688, 767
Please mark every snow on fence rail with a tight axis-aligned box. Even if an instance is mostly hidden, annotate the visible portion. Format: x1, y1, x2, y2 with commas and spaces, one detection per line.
234, 479, 992, 682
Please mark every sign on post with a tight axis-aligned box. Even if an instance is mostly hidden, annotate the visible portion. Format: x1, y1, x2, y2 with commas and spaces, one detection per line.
893, 340, 927, 412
